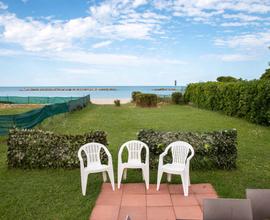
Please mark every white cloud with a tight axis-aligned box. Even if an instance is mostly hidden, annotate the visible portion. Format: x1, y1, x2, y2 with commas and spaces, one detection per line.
47, 50, 186, 66
0, 0, 168, 52
153, 0, 270, 26
219, 54, 255, 62
92, 40, 112, 48
202, 53, 256, 62
215, 32, 270, 48
133, 0, 147, 8
0, 1, 8, 10
59, 68, 93, 74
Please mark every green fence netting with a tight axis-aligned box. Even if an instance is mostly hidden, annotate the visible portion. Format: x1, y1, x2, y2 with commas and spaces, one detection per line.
0, 95, 90, 135
0, 96, 83, 104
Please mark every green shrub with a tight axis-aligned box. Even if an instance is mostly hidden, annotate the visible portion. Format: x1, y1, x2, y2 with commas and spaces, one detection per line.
131, 91, 142, 102
114, 99, 121, 107
171, 92, 184, 104
157, 95, 171, 103
184, 80, 270, 126
7, 128, 108, 168
138, 129, 237, 170
217, 76, 238, 82
135, 93, 158, 107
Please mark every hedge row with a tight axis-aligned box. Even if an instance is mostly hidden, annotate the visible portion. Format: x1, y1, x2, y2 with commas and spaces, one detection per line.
138, 129, 237, 170
184, 80, 270, 126
132, 92, 158, 107
7, 128, 108, 168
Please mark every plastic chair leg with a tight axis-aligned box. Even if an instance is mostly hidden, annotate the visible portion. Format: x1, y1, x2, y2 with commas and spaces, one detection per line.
107, 168, 115, 191
81, 173, 88, 196
118, 167, 124, 189
157, 170, 163, 191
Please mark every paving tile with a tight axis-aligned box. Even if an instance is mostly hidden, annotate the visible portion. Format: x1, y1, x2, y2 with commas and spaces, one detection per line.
191, 183, 217, 194
89, 205, 119, 220
147, 194, 172, 206
147, 206, 176, 220
118, 206, 147, 220
96, 192, 122, 206
121, 194, 146, 206
101, 183, 122, 194
195, 193, 218, 206
168, 184, 193, 195
123, 183, 146, 194
174, 205, 202, 220
171, 194, 199, 207
147, 184, 169, 194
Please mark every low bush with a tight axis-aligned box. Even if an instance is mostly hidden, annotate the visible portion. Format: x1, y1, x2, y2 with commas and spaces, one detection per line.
157, 95, 171, 103
114, 99, 121, 107
138, 129, 237, 170
184, 80, 270, 126
135, 93, 158, 107
171, 92, 184, 104
131, 91, 142, 102
7, 128, 108, 168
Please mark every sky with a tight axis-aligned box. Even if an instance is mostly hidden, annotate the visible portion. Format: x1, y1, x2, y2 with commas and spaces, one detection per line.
0, 0, 269, 86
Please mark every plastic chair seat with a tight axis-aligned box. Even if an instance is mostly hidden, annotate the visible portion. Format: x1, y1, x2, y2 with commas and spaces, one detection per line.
122, 161, 147, 169
162, 163, 185, 173
85, 163, 109, 173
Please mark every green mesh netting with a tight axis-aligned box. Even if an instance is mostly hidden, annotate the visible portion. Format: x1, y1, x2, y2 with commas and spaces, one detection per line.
0, 95, 90, 135
0, 96, 81, 104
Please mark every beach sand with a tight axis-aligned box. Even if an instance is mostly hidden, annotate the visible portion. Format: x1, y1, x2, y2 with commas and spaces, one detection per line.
91, 98, 131, 105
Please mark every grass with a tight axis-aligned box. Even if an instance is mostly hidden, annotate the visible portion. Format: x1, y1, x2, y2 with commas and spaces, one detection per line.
0, 103, 270, 219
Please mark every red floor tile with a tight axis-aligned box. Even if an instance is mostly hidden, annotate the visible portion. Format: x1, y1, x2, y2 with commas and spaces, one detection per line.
171, 194, 199, 206
195, 193, 218, 206
168, 184, 193, 195
147, 206, 176, 220
174, 205, 203, 220
191, 184, 217, 194
89, 205, 119, 220
147, 184, 169, 194
123, 183, 146, 194
118, 206, 147, 220
121, 194, 146, 206
90, 183, 218, 220
96, 192, 122, 206
147, 194, 172, 206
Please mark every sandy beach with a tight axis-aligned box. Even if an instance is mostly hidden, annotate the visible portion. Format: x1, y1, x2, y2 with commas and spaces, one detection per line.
91, 98, 131, 105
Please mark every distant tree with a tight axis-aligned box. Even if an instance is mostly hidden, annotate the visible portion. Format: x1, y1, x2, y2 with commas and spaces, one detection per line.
216, 76, 238, 82
260, 67, 270, 80
260, 47, 270, 80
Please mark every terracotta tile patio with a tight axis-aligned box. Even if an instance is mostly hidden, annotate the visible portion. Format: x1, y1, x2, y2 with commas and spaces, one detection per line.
89, 183, 218, 220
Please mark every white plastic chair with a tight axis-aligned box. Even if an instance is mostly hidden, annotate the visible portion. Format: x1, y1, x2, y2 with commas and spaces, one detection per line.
118, 140, 149, 189
157, 141, 194, 196
78, 142, 115, 195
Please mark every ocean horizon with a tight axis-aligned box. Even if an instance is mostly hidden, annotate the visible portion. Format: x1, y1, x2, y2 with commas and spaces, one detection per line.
0, 86, 186, 99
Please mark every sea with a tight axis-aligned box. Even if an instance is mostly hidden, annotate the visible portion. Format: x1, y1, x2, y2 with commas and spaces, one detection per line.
0, 86, 186, 99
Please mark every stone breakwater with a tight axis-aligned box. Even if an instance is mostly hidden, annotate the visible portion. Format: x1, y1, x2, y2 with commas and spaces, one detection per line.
152, 88, 177, 91
20, 88, 117, 91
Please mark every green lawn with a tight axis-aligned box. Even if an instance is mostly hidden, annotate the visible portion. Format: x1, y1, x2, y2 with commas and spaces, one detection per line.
0, 103, 270, 219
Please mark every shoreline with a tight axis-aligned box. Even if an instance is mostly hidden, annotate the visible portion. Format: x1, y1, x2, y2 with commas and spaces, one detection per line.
91, 98, 131, 105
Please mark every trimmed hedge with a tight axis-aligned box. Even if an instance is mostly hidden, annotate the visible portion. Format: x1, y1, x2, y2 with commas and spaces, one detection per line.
138, 129, 237, 170
184, 80, 270, 126
131, 91, 142, 102
171, 92, 184, 104
7, 128, 108, 168
136, 93, 158, 107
